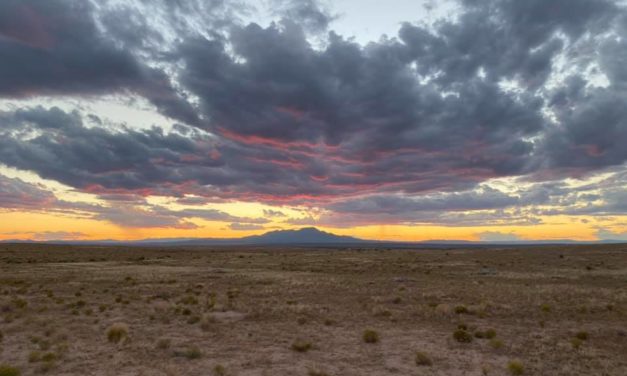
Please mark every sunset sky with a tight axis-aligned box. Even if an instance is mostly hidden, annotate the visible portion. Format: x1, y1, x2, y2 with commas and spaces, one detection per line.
1, 0, 627, 242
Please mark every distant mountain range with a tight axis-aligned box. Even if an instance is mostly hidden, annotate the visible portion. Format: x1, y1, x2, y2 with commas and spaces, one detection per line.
1, 227, 365, 246
2, 227, 625, 247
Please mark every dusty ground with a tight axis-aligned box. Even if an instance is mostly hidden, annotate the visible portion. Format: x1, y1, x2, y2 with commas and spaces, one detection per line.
0, 244, 626, 376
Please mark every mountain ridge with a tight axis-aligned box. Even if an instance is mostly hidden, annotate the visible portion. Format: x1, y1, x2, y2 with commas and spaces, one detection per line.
1, 227, 625, 246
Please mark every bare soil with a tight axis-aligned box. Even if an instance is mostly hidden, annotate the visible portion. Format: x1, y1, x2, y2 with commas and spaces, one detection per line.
0, 244, 626, 375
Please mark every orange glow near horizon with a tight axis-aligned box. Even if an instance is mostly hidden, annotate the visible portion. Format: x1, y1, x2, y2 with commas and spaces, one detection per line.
1, 209, 621, 242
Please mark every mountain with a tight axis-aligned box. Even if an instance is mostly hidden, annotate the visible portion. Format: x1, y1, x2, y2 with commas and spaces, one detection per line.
1, 227, 365, 246
239, 227, 363, 244
3, 228, 625, 247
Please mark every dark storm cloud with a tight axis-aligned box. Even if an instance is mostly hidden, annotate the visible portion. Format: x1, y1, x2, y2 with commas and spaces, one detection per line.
2, 0, 627, 225
0, 107, 218, 191
329, 188, 519, 215
0, 0, 199, 125
0, 173, 266, 229
178, 20, 545, 196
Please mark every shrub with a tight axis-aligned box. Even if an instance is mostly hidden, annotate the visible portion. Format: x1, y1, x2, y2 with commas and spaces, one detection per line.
485, 329, 497, 339
453, 329, 473, 343
179, 296, 199, 305
454, 305, 469, 314
415, 351, 433, 366
575, 331, 589, 341
213, 364, 226, 376
156, 338, 171, 350
291, 340, 313, 352
0, 365, 20, 376
490, 338, 504, 349
540, 304, 551, 313
507, 360, 524, 375
106, 323, 128, 344
41, 353, 56, 362
571, 337, 583, 349
12, 299, 27, 309
363, 329, 379, 344
185, 346, 202, 359
28, 351, 42, 363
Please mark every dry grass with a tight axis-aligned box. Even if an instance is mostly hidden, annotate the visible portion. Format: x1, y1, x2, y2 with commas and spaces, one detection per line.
106, 323, 128, 344
0, 243, 625, 375
0, 365, 20, 376
362, 329, 379, 344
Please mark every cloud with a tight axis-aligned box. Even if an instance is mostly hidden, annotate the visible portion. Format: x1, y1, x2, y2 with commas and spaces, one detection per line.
0, 175, 57, 209
477, 231, 522, 242
1, 0, 627, 229
228, 223, 266, 231
271, 0, 335, 32
263, 209, 286, 218
31, 231, 86, 241
597, 228, 627, 241
0, 0, 199, 125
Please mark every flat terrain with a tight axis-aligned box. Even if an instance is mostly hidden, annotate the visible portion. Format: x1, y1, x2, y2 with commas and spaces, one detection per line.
0, 244, 626, 376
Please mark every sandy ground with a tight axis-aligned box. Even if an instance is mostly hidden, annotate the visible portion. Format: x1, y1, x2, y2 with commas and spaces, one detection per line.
0, 244, 626, 375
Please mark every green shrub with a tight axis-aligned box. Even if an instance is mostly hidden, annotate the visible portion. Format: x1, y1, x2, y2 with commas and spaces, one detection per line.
0, 365, 20, 376
41, 353, 56, 362
490, 338, 504, 349
28, 351, 42, 363
156, 338, 171, 350
12, 298, 27, 309
363, 329, 380, 344
185, 346, 202, 359
106, 323, 128, 344
291, 340, 313, 352
507, 360, 524, 375
453, 329, 473, 343
213, 364, 226, 376
485, 329, 497, 339
415, 351, 433, 366
571, 337, 583, 349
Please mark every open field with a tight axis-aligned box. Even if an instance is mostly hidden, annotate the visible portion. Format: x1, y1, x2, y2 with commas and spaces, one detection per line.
0, 244, 626, 376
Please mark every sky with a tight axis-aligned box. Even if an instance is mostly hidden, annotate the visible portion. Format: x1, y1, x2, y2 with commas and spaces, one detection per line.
1, 0, 627, 242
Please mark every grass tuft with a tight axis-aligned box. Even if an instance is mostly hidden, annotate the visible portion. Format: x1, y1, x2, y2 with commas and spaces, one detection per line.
184, 345, 202, 359
213, 364, 226, 376
415, 351, 433, 366
106, 323, 128, 344
291, 340, 313, 352
453, 329, 473, 343
363, 329, 380, 344
507, 360, 524, 375
0, 365, 20, 376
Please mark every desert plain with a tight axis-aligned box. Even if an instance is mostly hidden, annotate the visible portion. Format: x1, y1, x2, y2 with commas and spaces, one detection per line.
0, 244, 626, 376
